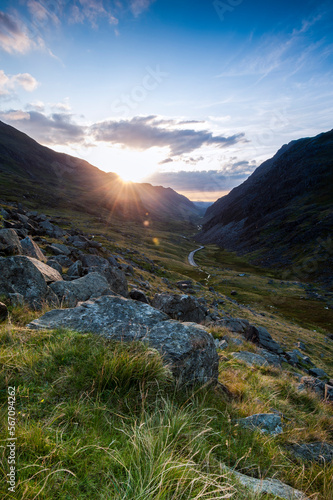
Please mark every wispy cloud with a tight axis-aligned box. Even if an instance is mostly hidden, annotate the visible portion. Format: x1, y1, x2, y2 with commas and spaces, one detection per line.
69, 0, 118, 27
130, 0, 156, 17
0, 10, 42, 54
91, 115, 246, 156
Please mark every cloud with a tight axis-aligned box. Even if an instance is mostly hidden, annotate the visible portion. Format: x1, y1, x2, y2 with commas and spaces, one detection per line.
91, 115, 246, 156
69, 0, 118, 27
0, 70, 39, 97
144, 169, 254, 194
0, 11, 38, 54
130, 0, 156, 17
27, 0, 60, 26
0, 110, 86, 145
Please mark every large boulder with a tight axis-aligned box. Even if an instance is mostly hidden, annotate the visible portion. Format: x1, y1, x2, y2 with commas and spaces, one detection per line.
79, 254, 128, 296
0, 228, 22, 255
27, 295, 219, 384
21, 236, 47, 262
244, 325, 284, 354
152, 293, 207, 323
49, 272, 112, 307
0, 256, 62, 309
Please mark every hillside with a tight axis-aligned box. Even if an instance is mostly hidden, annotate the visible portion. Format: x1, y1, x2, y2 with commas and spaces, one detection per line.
197, 130, 333, 288
0, 121, 199, 222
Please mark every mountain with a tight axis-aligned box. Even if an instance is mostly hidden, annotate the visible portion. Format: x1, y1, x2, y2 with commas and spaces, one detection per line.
0, 121, 199, 222
197, 130, 333, 287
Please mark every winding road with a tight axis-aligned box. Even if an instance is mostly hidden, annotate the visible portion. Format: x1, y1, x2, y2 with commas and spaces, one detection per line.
188, 246, 205, 267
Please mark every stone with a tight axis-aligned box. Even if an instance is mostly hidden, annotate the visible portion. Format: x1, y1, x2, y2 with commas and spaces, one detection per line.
39, 220, 64, 238
287, 442, 333, 464
296, 341, 307, 351
27, 295, 219, 384
129, 289, 149, 304
48, 255, 73, 268
223, 466, 308, 499
297, 376, 333, 401
217, 317, 250, 333
80, 254, 128, 296
49, 272, 112, 307
244, 325, 284, 354
21, 236, 47, 262
230, 290, 237, 296
67, 260, 83, 278
47, 260, 63, 274
0, 256, 62, 309
231, 351, 268, 368
308, 367, 329, 380
258, 349, 282, 367
0, 228, 22, 255
0, 301, 8, 322
50, 243, 71, 256
236, 413, 283, 435
8, 293, 24, 306
152, 293, 207, 323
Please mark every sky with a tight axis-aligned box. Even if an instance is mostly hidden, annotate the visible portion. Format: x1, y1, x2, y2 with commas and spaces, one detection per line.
0, 0, 332, 201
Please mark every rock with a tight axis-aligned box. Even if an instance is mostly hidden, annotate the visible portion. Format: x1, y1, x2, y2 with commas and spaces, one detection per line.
8, 293, 24, 306
0, 256, 62, 309
297, 376, 333, 401
47, 260, 63, 274
0, 301, 8, 322
229, 337, 244, 346
244, 325, 284, 354
230, 290, 237, 296
286, 350, 301, 366
258, 349, 282, 367
217, 318, 250, 333
39, 220, 64, 238
67, 260, 83, 278
152, 293, 207, 324
287, 442, 333, 464
122, 263, 134, 275
236, 413, 283, 435
50, 243, 71, 256
129, 289, 149, 304
0, 228, 22, 255
231, 351, 268, 368
223, 466, 308, 499
21, 236, 47, 263
296, 341, 307, 351
219, 339, 228, 350
48, 255, 73, 267
308, 367, 329, 380
27, 295, 219, 384
88, 240, 102, 249
80, 254, 128, 296
49, 272, 112, 307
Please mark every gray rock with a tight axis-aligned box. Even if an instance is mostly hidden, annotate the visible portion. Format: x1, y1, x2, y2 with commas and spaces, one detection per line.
229, 337, 244, 346
236, 413, 283, 435
80, 254, 128, 296
0, 301, 8, 322
21, 236, 46, 262
231, 351, 268, 368
218, 318, 250, 333
49, 272, 112, 307
223, 465, 308, 499
50, 243, 71, 256
308, 367, 329, 380
296, 341, 307, 351
244, 325, 284, 354
0, 228, 22, 255
8, 293, 24, 306
0, 256, 62, 309
27, 295, 219, 384
48, 255, 73, 267
259, 349, 282, 367
287, 442, 333, 464
39, 220, 64, 238
67, 260, 83, 278
298, 376, 333, 401
129, 289, 149, 304
152, 293, 207, 323
47, 260, 63, 274
219, 339, 228, 350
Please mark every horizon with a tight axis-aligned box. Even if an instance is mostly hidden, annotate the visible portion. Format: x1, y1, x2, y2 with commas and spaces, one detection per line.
0, 0, 332, 201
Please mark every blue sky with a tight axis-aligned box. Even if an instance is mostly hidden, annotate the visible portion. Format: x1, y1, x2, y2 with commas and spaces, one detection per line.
0, 0, 332, 201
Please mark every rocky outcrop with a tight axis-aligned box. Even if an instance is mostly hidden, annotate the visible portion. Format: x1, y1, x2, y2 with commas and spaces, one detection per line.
129, 289, 150, 304
0, 228, 22, 255
49, 272, 112, 307
152, 293, 207, 323
0, 256, 61, 309
244, 325, 284, 354
236, 413, 283, 435
27, 295, 219, 384
287, 442, 333, 464
231, 351, 269, 368
79, 254, 128, 296
21, 236, 47, 262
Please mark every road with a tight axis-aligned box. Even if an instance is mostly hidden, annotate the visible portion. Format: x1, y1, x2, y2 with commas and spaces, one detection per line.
188, 246, 204, 267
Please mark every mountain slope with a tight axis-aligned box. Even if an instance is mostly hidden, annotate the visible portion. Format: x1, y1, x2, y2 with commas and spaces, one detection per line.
0, 121, 199, 222
197, 130, 333, 287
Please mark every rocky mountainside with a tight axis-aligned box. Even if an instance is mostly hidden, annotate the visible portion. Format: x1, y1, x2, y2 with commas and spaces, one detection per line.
198, 130, 333, 287
0, 121, 199, 222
